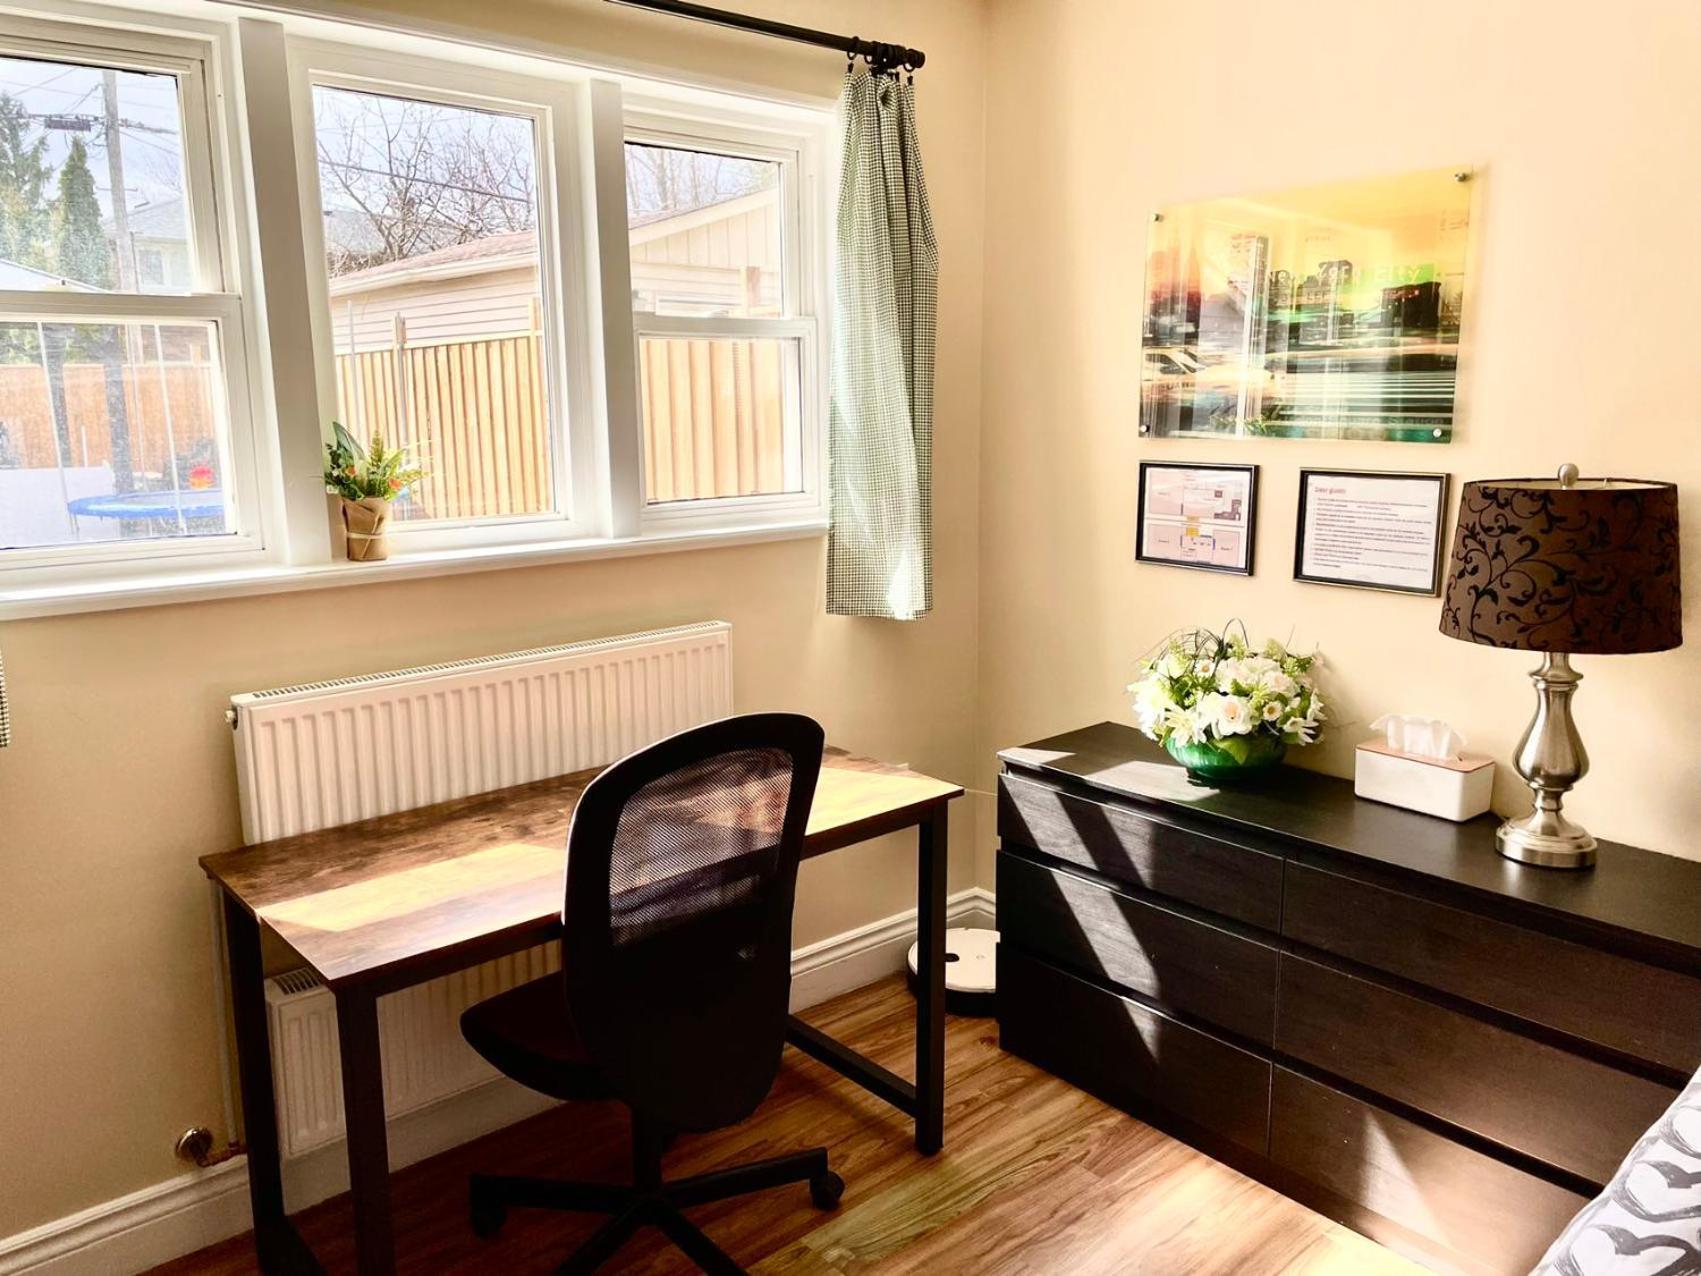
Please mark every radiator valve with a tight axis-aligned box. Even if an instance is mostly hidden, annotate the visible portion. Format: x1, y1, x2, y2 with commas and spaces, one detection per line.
174, 1127, 243, 1168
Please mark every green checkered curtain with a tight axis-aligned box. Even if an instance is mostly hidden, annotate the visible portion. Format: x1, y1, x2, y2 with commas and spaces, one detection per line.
827, 69, 938, 620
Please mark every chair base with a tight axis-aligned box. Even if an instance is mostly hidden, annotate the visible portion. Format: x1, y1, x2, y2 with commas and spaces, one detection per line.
470, 1130, 843, 1275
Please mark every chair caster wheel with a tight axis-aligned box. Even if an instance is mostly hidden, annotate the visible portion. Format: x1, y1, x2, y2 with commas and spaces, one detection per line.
469, 1187, 507, 1239
810, 1170, 845, 1210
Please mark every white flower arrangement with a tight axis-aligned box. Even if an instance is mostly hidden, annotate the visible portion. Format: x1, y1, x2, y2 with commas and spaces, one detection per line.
1127, 626, 1326, 761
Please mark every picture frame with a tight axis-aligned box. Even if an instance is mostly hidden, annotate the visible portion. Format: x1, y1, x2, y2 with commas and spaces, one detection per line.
1293, 468, 1450, 595
1139, 167, 1472, 444
1136, 461, 1259, 575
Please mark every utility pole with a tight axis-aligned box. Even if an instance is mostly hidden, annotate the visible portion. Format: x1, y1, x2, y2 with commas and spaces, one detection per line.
99, 69, 136, 493
101, 70, 134, 290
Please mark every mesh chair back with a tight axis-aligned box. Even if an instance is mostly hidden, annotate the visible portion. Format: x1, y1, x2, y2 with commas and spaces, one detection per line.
563, 713, 824, 1132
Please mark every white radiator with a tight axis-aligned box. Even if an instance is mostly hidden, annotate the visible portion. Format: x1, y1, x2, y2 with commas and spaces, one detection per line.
230, 622, 733, 1158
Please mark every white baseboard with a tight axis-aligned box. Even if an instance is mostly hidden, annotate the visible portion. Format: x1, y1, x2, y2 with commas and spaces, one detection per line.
0, 1162, 253, 1276
789, 885, 995, 1011
0, 888, 996, 1276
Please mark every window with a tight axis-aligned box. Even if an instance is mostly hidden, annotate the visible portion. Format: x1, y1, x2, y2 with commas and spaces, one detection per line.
0, 18, 258, 568
625, 123, 820, 517
0, 5, 832, 614
308, 80, 561, 528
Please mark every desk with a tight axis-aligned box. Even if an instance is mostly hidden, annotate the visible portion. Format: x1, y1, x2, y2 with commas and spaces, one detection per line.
202, 748, 963, 1276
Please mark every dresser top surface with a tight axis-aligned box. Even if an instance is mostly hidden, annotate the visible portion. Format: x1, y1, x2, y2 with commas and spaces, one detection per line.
999, 721, 1701, 961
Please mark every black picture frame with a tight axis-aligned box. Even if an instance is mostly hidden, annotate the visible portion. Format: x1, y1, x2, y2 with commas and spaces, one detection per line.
1293, 468, 1451, 595
1135, 460, 1259, 576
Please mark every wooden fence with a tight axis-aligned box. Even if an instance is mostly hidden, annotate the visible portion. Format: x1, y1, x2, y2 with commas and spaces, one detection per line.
338, 324, 788, 518
0, 330, 790, 520
0, 362, 219, 477
337, 331, 552, 522
637, 335, 788, 504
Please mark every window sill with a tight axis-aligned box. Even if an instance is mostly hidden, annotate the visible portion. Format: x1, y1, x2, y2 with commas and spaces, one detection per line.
0, 518, 828, 620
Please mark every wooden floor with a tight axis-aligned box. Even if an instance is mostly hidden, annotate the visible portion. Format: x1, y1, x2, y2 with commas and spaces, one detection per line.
149, 977, 1425, 1275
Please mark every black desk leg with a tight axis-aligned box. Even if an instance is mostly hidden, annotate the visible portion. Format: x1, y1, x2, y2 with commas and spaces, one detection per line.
224, 894, 296, 1274
335, 988, 397, 1275
915, 802, 948, 1154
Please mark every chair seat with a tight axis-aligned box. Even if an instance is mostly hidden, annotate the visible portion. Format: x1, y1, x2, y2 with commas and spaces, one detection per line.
460, 975, 615, 1103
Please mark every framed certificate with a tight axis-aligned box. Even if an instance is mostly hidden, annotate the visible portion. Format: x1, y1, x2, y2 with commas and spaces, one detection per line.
1294, 469, 1450, 594
1136, 461, 1258, 575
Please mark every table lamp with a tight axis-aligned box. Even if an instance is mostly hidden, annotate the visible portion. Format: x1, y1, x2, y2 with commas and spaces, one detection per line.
1439, 464, 1682, 869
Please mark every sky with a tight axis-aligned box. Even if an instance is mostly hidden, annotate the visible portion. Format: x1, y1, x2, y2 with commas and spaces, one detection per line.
0, 54, 186, 225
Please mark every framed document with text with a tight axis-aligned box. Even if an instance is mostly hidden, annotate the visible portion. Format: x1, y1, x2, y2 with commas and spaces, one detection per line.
1136, 461, 1259, 575
1294, 469, 1450, 594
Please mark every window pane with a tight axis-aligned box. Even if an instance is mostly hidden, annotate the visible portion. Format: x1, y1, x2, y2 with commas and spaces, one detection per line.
0, 55, 191, 294
625, 143, 783, 318
637, 335, 801, 503
0, 321, 233, 550
312, 85, 554, 524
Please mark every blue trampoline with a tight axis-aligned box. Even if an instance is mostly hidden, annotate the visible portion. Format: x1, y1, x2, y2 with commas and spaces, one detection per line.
67, 489, 226, 523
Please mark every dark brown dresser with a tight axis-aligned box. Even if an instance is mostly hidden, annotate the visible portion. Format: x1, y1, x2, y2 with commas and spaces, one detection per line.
996, 722, 1701, 1276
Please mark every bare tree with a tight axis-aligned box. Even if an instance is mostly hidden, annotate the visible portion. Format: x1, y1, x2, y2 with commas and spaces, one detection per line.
625, 144, 774, 223
314, 88, 538, 275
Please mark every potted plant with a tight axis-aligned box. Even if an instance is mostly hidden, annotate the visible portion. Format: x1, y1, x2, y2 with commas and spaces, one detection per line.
1127, 624, 1326, 782
322, 423, 426, 562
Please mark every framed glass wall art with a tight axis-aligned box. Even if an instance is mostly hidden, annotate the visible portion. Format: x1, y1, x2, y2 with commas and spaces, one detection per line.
1140, 167, 1472, 443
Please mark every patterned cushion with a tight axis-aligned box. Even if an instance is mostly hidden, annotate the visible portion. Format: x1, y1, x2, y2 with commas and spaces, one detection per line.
1531, 1068, 1701, 1275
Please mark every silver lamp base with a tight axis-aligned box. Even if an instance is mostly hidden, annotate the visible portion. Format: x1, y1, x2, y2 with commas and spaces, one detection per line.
1497, 810, 1597, 869
1500, 652, 1597, 870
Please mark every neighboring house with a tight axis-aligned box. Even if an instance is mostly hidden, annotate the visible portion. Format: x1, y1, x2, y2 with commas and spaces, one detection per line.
104, 200, 386, 291
627, 186, 782, 317
327, 185, 782, 355
105, 198, 193, 290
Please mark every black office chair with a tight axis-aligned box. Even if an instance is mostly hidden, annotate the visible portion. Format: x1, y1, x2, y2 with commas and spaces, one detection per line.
459, 713, 840, 1275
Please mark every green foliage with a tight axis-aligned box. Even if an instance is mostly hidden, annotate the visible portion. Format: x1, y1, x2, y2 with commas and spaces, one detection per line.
323, 421, 427, 502
0, 95, 51, 271
0, 95, 55, 364
52, 139, 111, 290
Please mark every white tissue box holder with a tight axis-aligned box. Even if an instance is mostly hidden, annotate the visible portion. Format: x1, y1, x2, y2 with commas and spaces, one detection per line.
1354, 740, 1495, 823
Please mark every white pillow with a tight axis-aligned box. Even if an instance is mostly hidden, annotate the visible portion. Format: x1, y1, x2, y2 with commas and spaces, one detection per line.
1530, 1069, 1701, 1275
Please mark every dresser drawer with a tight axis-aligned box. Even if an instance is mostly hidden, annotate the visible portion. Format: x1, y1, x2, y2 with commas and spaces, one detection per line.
998, 772, 1282, 930
1269, 1068, 1587, 1276
1284, 862, 1701, 1075
1275, 953, 1678, 1185
998, 850, 1278, 1043
999, 947, 1271, 1152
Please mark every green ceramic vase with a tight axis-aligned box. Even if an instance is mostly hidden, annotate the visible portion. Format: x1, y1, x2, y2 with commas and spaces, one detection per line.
1164, 733, 1287, 783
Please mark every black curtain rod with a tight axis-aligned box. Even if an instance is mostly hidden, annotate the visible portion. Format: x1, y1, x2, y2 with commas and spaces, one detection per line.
605, 0, 924, 71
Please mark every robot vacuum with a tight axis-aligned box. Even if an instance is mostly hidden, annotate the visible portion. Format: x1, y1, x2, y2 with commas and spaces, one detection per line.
905, 927, 998, 1016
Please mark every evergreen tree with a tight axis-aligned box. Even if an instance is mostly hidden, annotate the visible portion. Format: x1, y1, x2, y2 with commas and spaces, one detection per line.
52, 139, 134, 491
0, 94, 51, 271
53, 138, 111, 289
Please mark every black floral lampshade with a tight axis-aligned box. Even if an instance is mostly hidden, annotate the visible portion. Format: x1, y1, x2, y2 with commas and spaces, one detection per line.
1439, 476, 1682, 654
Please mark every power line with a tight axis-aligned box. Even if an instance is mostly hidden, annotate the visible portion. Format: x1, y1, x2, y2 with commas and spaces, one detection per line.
317, 155, 534, 206
24, 110, 175, 135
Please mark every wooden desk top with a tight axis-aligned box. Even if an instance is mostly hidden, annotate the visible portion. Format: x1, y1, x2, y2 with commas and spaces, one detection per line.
203, 748, 961, 990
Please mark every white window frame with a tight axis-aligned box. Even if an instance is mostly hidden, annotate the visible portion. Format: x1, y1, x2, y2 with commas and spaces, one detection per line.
0, 8, 276, 584
0, 2, 838, 617
287, 39, 603, 552
621, 101, 829, 535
